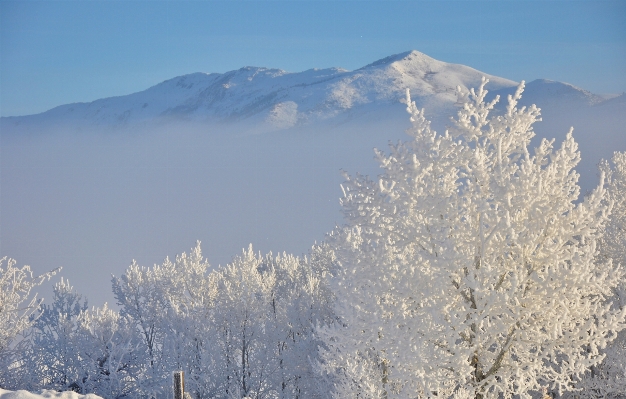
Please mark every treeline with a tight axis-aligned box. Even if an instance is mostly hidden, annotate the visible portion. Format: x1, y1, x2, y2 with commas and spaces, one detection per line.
2, 245, 336, 399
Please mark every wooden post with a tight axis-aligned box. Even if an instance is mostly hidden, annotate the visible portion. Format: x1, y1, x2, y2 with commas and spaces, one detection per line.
173, 371, 184, 399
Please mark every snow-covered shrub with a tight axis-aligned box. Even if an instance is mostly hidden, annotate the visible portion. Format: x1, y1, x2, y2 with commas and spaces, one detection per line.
319, 79, 626, 398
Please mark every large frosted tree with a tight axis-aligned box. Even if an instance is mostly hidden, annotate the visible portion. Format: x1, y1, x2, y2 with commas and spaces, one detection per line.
319, 79, 626, 399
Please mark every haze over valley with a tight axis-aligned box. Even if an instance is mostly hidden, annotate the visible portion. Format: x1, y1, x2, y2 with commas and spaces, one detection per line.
2, 50, 625, 307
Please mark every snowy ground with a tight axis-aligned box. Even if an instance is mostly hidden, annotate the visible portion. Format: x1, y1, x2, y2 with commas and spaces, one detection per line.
0, 390, 103, 399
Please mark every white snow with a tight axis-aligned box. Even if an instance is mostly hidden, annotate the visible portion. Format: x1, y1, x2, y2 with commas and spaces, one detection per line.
0, 389, 103, 399
265, 101, 299, 129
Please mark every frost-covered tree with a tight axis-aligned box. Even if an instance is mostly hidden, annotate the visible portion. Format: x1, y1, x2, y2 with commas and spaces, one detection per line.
112, 242, 217, 398
25, 278, 89, 391
0, 258, 58, 389
320, 79, 626, 399
24, 279, 142, 398
71, 303, 142, 398
601, 152, 626, 306
573, 152, 626, 398
112, 242, 333, 399
212, 246, 334, 399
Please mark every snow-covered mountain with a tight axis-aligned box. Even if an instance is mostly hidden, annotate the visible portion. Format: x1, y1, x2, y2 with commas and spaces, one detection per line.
1, 51, 517, 131
1, 51, 624, 309
488, 79, 607, 109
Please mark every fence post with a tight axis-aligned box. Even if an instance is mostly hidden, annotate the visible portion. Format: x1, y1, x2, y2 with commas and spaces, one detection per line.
173, 371, 184, 399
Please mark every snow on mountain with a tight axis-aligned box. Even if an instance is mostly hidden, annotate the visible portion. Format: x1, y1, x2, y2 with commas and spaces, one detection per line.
597, 92, 626, 107
1, 51, 516, 131
1, 50, 624, 309
488, 78, 605, 108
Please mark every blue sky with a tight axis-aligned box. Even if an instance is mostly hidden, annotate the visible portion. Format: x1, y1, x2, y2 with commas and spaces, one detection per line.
1, 0, 625, 117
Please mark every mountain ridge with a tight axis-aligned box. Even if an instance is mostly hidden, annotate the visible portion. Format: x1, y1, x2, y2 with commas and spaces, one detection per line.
4, 50, 621, 130
2, 50, 519, 132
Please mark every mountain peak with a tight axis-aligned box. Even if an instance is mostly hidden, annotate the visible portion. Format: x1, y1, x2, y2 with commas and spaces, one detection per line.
359, 50, 435, 70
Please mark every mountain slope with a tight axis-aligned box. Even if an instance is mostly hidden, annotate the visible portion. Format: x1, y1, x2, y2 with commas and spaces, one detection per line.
488, 79, 605, 108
